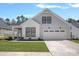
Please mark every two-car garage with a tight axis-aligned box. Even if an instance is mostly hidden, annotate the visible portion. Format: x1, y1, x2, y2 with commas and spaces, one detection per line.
43, 29, 68, 40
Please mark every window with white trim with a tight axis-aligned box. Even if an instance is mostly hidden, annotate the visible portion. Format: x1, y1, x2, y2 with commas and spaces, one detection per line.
55, 30, 59, 32
44, 30, 48, 32
60, 30, 65, 32
42, 16, 52, 24
26, 27, 36, 37
42, 16, 46, 24
50, 30, 54, 32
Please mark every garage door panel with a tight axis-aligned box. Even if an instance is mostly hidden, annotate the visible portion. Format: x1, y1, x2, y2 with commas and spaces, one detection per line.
43, 32, 67, 39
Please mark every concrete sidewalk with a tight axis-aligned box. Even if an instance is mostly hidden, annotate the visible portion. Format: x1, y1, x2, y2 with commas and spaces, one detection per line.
0, 52, 51, 56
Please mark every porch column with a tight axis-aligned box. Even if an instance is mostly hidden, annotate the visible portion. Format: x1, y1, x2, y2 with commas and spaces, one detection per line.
16, 28, 19, 40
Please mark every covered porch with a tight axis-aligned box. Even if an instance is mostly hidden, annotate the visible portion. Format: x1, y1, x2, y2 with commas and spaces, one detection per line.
13, 25, 22, 40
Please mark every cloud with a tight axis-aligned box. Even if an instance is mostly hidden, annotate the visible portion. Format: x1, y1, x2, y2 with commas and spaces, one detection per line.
36, 3, 45, 8
6, 3, 15, 5
69, 3, 79, 8
23, 14, 33, 18
16, 14, 33, 18
36, 3, 69, 9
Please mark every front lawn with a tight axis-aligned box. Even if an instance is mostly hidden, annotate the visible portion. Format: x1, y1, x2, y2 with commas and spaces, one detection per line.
72, 40, 79, 44
0, 41, 49, 52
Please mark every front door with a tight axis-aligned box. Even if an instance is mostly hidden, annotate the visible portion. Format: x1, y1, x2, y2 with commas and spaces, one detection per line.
25, 27, 36, 38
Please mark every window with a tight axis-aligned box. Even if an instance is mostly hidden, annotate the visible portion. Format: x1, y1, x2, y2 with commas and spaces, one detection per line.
60, 30, 65, 32
31, 28, 36, 37
42, 16, 52, 24
42, 16, 46, 24
26, 27, 36, 37
44, 30, 48, 32
50, 30, 54, 32
55, 30, 59, 32
26, 27, 30, 37
47, 16, 52, 24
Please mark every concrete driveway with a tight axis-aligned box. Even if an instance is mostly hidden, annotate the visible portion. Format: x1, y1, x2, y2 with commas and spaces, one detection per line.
45, 40, 79, 56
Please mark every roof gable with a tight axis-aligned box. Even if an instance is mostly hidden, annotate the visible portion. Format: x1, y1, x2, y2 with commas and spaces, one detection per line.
32, 8, 53, 19
32, 8, 67, 24
20, 8, 79, 30
40, 8, 53, 14
20, 19, 39, 26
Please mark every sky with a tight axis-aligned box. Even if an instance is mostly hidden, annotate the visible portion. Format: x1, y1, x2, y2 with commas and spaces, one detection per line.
0, 3, 79, 20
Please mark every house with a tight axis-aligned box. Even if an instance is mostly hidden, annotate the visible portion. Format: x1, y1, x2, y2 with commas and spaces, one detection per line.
69, 22, 79, 29
12, 8, 79, 40
0, 19, 12, 36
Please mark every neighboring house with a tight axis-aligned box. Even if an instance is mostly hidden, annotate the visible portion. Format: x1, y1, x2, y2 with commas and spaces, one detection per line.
12, 8, 79, 40
0, 19, 12, 36
69, 22, 79, 29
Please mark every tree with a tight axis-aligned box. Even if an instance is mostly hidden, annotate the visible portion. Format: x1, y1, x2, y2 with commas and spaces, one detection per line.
67, 18, 76, 23
5, 18, 10, 25
25, 17, 28, 20
16, 15, 29, 24
20, 15, 25, 23
16, 16, 21, 24
77, 20, 79, 22
11, 19, 16, 25
20, 15, 28, 23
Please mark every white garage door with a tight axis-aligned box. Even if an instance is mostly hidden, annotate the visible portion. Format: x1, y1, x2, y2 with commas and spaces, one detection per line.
43, 30, 67, 40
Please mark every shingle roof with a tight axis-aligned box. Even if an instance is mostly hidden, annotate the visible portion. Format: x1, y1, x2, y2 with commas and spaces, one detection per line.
69, 22, 79, 29
0, 19, 12, 30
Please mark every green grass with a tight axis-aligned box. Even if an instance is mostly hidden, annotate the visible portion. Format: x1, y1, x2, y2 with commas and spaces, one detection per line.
72, 40, 79, 44
0, 41, 49, 52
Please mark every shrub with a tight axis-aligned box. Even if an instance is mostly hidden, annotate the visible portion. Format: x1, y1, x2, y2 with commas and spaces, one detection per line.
0, 34, 13, 41
5, 37, 12, 41
38, 38, 43, 41
0, 35, 8, 41
72, 38, 79, 40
